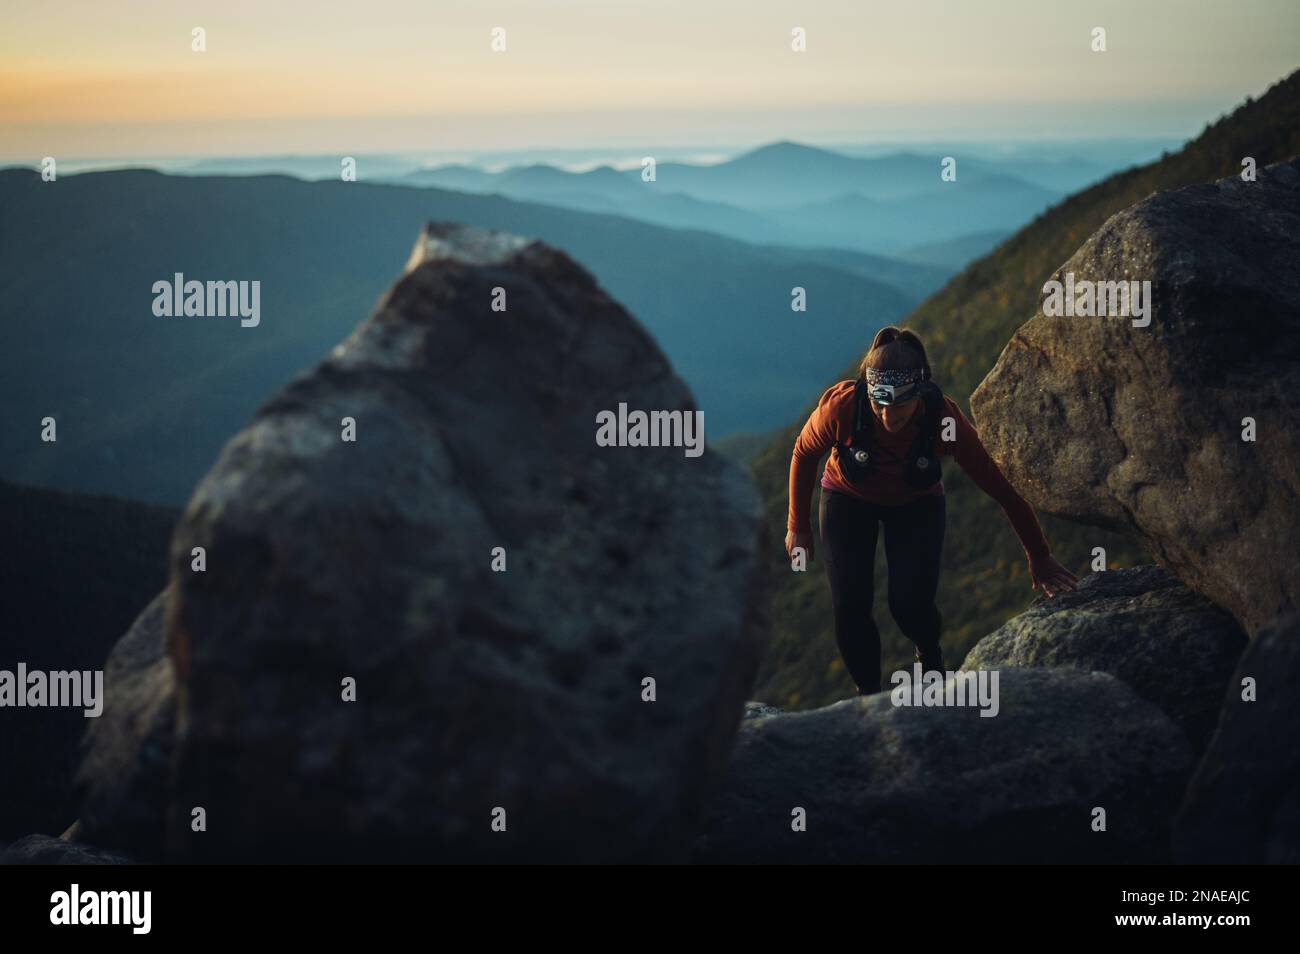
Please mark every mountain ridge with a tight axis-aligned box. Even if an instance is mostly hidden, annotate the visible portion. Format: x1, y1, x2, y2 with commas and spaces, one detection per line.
0, 166, 918, 503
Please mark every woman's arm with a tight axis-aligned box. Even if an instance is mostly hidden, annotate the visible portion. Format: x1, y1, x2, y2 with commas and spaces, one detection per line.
946, 399, 1078, 596
785, 386, 843, 556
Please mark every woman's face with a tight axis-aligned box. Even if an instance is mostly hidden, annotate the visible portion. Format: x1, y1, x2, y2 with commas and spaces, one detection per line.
871, 397, 920, 433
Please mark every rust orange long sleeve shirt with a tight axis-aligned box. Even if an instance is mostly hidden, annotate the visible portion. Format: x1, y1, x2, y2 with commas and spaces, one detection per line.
787, 380, 1052, 564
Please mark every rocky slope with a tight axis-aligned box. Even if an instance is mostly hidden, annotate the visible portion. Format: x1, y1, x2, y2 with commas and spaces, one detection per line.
696, 566, 1256, 863
962, 566, 1245, 753
698, 666, 1192, 864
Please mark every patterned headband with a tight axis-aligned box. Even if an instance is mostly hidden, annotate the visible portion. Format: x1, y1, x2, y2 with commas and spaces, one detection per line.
864, 367, 924, 386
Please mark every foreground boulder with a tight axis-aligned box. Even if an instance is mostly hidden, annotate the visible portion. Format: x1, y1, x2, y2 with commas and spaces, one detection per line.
1175, 613, 1300, 863
962, 566, 1246, 753
75, 591, 176, 859
695, 668, 1192, 863
1, 833, 132, 865
970, 158, 1300, 637
162, 224, 766, 862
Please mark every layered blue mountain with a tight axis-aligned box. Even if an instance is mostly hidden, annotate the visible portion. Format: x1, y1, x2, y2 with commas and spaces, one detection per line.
0, 168, 939, 504
396, 142, 1061, 255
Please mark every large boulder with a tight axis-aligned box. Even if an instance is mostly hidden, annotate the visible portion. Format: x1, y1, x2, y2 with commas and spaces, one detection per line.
164, 224, 766, 862
1175, 613, 1300, 863
695, 668, 1192, 863
74, 591, 176, 859
970, 158, 1300, 637
962, 566, 1246, 753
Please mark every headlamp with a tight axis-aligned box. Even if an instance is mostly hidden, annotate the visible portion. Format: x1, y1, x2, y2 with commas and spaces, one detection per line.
863, 368, 924, 406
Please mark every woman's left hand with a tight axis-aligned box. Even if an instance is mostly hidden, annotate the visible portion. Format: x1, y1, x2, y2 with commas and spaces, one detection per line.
1029, 553, 1078, 597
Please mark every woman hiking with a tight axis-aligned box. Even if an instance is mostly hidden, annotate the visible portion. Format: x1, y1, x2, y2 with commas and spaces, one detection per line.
785, 326, 1078, 696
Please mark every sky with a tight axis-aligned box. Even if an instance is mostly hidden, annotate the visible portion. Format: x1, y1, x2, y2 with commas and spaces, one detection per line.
1, 0, 1297, 159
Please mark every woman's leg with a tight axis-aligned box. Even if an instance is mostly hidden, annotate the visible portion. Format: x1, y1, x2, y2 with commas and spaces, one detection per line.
881, 493, 947, 674
818, 490, 883, 694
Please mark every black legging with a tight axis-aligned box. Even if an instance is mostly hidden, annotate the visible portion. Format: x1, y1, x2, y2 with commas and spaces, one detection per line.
818, 488, 946, 694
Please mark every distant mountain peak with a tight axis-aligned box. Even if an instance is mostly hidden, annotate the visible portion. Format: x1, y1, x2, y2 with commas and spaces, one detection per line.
734, 140, 841, 163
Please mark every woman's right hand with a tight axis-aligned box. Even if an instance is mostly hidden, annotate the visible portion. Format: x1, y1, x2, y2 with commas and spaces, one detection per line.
785, 529, 814, 562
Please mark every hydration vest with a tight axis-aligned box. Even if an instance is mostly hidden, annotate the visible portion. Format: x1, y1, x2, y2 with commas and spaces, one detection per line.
833, 379, 945, 489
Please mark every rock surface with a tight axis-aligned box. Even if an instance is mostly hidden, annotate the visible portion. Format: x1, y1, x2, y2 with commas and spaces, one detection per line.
695, 668, 1192, 863
163, 223, 766, 862
970, 158, 1300, 637
75, 590, 176, 859
1, 833, 132, 865
962, 566, 1246, 752
1175, 613, 1300, 863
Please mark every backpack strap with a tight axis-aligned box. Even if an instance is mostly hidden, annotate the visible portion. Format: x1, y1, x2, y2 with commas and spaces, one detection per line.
903, 383, 946, 487
833, 380, 875, 479
851, 378, 871, 444
918, 383, 943, 444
